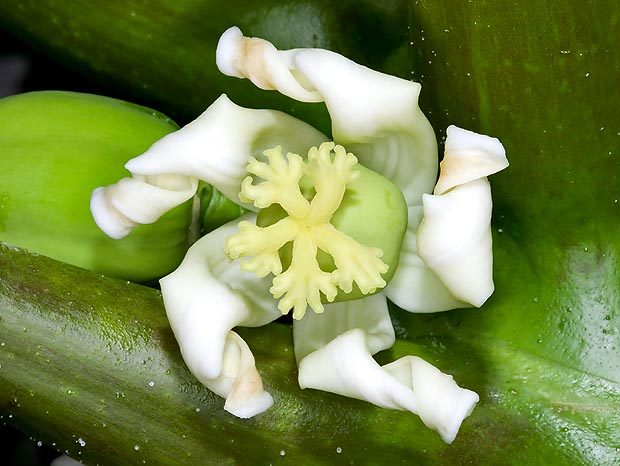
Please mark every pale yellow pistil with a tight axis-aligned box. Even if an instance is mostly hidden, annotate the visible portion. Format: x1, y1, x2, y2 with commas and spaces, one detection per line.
225, 142, 388, 319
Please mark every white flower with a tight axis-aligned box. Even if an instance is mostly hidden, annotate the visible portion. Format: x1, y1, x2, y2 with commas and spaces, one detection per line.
91, 27, 508, 443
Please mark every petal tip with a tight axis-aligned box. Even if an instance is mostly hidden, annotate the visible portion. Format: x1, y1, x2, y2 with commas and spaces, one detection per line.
216, 26, 245, 78
90, 186, 135, 239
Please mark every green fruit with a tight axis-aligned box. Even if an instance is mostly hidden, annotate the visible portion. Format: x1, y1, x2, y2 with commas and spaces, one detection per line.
0, 91, 192, 282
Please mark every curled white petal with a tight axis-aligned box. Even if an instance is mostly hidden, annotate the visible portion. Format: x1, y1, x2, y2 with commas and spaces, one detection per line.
92, 94, 327, 238
160, 213, 280, 417
298, 328, 417, 411
294, 295, 477, 442
90, 174, 197, 239
206, 331, 274, 418
418, 179, 494, 306
217, 26, 322, 102
417, 126, 508, 307
293, 293, 394, 361
435, 125, 509, 195
216, 27, 438, 206
125, 94, 326, 209
383, 356, 479, 444
385, 206, 467, 312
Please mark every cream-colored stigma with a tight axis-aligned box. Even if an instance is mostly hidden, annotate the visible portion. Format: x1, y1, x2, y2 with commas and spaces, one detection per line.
225, 142, 388, 319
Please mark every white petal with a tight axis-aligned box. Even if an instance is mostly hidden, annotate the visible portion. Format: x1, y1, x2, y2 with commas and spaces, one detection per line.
385, 206, 467, 312
92, 94, 327, 238
206, 331, 274, 418
216, 26, 322, 102
216, 27, 438, 207
294, 297, 478, 442
293, 293, 394, 361
435, 125, 509, 195
91, 174, 197, 239
160, 213, 280, 417
416, 126, 508, 307
297, 328, 417, 411
125, 94, 326, 208
418, 179, 494, 307
383, 356, 479, 444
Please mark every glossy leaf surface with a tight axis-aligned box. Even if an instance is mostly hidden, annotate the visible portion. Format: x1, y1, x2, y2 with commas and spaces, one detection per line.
0, 0, 409, 134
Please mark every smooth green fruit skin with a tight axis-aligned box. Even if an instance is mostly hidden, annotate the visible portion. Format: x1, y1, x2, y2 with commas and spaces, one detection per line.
0, 91, 192, 282
257, 162, 408, 302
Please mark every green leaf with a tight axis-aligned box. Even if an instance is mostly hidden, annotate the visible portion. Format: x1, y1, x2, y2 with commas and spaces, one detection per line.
0, 0, 408, 134
1, 0, 620, 464
398, 0, 620, 462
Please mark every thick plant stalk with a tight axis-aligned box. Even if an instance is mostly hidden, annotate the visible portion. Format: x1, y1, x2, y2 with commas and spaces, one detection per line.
1, 243, 617, 465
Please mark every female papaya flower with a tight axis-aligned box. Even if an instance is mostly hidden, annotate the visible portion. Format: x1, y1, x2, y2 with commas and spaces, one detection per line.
91, 27, 508, 444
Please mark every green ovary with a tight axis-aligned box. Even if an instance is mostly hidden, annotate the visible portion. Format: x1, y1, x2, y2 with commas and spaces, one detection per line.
225, 142, 408, 319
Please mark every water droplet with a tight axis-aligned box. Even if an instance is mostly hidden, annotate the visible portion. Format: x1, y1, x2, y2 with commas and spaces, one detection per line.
605, 315, 611, 320
537, 338, 543, 344
134, 445, 140, 451
77, 438, 86, 447
148, 381, 155, 387
585, 72, 590, 78
533, 297, 539, 303
66, 389, 75, 395
280, 450, 286, 457
37, 441, 43, 447
195, 408, 201, 413
336, 447, 343, 454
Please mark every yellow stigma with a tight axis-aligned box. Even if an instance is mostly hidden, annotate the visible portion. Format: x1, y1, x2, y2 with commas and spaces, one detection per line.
225, 142, 388, 319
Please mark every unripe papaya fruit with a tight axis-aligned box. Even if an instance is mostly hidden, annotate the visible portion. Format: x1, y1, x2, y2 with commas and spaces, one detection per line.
0, 90, 193, 282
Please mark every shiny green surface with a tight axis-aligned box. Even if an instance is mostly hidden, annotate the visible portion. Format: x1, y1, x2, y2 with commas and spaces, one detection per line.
399, 0, 620, 462
0, 0, 408, 133
0, 0, 619, 464
0, 91, 192, 282
0, 243, 600, 466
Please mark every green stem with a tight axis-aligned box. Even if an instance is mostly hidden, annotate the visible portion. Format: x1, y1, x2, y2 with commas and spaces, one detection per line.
2, 243, 616, 465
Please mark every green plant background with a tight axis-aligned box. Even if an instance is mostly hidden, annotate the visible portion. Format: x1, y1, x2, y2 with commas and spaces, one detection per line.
1, 1, 619, 465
